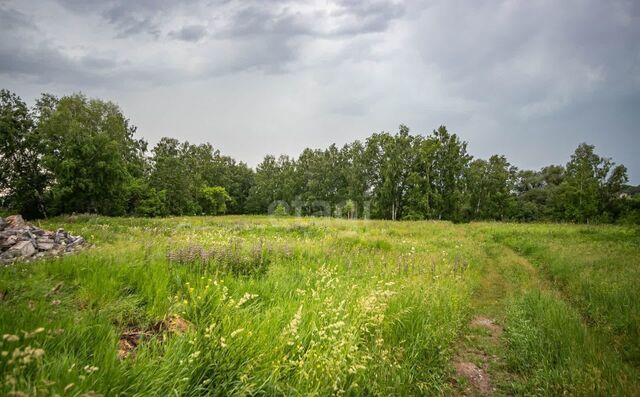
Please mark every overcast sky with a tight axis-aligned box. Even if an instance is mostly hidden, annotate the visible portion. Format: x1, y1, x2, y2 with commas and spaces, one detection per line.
1, 0, 639, 182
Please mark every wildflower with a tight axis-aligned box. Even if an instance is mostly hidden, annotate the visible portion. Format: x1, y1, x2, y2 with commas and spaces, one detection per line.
283, 304, 304, 345
3, 334, 19, 342
220, 337, 227, 348
236, 293, 258, 308
230, 328, 244, 338
24, 327, 45, 339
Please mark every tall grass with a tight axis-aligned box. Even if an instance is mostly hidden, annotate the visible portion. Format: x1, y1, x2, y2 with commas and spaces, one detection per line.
1, 217, 637, 395
503, 290, 638, 395
1, 216, 474, 396
485, 224, 640, 364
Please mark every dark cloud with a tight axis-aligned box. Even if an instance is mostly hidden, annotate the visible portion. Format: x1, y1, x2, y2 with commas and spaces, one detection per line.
169, 24, 208, 42
217, 0, 404, 38
101, 4, 161, 38
0, 5, 81, 82
55, 0, 177, 37
412, 0, 640, 110
330, 0, 404, 35
81, 55, 118, 70
1, 0, 639, 182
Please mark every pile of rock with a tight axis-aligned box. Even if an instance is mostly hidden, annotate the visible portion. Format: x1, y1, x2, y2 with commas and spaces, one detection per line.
0, 215, 86, 264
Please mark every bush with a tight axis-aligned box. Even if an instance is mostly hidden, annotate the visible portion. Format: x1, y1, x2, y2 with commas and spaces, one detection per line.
273, 203, 288, 217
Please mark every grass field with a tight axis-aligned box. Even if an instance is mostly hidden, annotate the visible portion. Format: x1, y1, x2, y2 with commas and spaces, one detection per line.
1, 216, 638, 396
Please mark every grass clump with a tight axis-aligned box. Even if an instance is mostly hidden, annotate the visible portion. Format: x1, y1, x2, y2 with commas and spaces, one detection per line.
503, 290, 638, 395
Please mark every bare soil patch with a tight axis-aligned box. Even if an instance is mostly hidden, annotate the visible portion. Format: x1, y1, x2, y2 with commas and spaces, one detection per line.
470, 316, 503, 339
451, 316, 504, 396
117, 315, 190, 359
453, 360, 492, 396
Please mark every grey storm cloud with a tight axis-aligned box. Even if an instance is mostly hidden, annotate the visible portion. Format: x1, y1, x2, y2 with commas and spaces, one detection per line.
169, 25, 208, 42
1, 0, 639, 182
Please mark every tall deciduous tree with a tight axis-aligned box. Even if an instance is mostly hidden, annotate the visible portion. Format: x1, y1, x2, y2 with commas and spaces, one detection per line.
37, 93, 146, 215
0, 90, 49, 218
428, 126, 472, 221
466, 155, 515, 220
563, 143, 611, 222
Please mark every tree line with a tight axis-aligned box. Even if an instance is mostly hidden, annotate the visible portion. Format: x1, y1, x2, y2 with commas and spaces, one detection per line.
1, 89, 638, 223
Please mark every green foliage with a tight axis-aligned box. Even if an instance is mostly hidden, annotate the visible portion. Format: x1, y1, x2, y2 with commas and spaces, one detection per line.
199, 186, 231, 215
0, 87, 636, 223
562, 143, 610, 222
465, 155, 516, 220
126, 179, 167, 217
37, 93, 147, 216
0, 89, 48, 218
273, 202, 288, 216
343, 199, 356, 219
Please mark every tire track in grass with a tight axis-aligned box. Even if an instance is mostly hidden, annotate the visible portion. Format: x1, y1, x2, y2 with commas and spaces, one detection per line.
466, 224, 640, 395
451, 316, 503, 396
449, 226, 543, 396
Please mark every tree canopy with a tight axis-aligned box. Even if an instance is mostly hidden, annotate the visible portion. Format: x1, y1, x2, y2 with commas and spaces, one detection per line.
1, 88, 637, 223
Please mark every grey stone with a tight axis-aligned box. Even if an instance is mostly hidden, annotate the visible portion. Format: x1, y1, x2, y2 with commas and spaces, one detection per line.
5, 215, 26, 229
8, 241, 36, 257
67, 237, 85, 249
37, 243, 55, 251
1, 235, 18, 248
0, 214, 86, 264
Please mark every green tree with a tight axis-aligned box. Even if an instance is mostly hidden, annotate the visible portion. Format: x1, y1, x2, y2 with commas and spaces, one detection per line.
200, 186, 232, 215
365, 126, 416, 220
0, 90, 48, 218
562, 143, 611, 222
246, 155, 280, 214
341, 141, 369, 218
466, 155, 515, 220
149, 138, 203, 215
37, 93, 146, 215
403, 136, 438, 220
428, 126, 472, 221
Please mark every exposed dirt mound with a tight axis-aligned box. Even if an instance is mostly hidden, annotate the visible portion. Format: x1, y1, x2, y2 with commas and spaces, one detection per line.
470, 316, 503, 339
453, 360, 492, 396
117, 315, 191, 359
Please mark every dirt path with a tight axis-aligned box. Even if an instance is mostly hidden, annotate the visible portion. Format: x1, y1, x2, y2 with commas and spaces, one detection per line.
449, 226, 545, 395
451, 316, 504, 396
